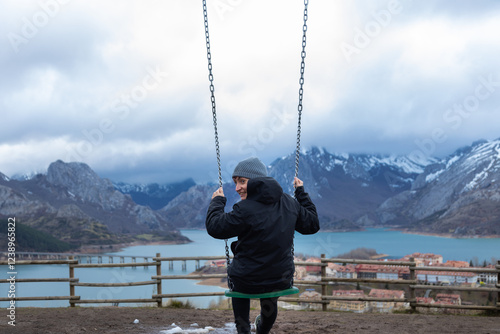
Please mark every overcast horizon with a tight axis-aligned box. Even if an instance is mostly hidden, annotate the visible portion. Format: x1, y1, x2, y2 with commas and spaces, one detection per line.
2, 1, 500, 184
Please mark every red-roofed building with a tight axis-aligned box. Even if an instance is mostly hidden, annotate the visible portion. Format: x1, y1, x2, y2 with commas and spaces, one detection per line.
441, 261, 469, 268
356, 264, 379, 279
336, 264, 357, 279
436, 294, 461, 305
356, 264, 410, 280
208, 260, 227, 268
299, 289, 322, 310
368, 289, 407, 312
416, 270, 477, 285
416, 297, 435, 305
330, 290, 367, 313
401, 253, 443, 266
305, 257, 322, 274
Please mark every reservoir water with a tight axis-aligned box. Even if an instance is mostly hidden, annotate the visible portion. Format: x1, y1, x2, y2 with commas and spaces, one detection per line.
2, 229, 499, 308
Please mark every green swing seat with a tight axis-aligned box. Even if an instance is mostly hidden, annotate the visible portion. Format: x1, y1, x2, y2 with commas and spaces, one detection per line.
224, 286, 300, 299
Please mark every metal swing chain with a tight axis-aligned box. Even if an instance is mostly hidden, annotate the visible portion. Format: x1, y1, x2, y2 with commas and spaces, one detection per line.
202, 0, 232, 286
203, 0, 309, 289
203, 0, 223, 190
294, 0, 309, 179
291, 0, 309, 268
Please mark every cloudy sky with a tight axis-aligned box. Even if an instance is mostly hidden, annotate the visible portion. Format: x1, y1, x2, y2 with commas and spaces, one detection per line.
1, 0, 500, 184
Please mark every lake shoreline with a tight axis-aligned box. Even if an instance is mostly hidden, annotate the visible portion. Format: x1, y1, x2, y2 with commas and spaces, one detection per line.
319, 226, 500, 239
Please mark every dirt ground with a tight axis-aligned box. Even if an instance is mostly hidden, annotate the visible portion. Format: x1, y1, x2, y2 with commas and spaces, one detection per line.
3, 307, 499, 334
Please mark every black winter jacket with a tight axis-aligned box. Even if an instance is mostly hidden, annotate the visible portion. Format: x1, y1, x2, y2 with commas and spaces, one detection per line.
206, 177, 320, 291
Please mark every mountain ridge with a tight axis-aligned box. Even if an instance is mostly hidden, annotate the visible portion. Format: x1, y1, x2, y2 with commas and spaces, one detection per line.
1, 138, 499, 252
377, 138, 500, 236
0, 160, 189, 249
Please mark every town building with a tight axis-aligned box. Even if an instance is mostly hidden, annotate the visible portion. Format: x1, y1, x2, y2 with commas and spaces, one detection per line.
435, 293, 461, 305
330, 290, 367, 313
416, 297, 435, 305
368, 289, 407, 312
299, 289, 322, 310
356, 264, 409, 280
416, 270, 477, 285
208, 259, 226, 268
401, 253, 443, 266
477, 265, 498, 284
294, 266, 307, 280
305, 257, 322, 275
336, 264, 357, 279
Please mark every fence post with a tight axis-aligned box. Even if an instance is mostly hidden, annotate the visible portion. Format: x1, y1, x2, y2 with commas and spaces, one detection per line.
69, 256, 75, 307
497, 260, 500, 313
409, 257, 416, 312
156, 253, 162, 308
321, 254, 327, 311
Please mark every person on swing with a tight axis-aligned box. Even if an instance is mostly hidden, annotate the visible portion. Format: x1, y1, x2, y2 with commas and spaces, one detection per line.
206, 157, 320, 334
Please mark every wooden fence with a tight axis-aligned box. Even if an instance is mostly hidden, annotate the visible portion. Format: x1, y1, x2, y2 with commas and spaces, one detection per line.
1, 254, 499, 313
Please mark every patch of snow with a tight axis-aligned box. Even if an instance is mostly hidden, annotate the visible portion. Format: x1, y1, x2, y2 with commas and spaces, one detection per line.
333, 158, 345, 165
339, 153, 349, 160
495, 143, 500, 159
425, 170, 444, 183
462, 159, 495, 192
160, 323, 230, 333
446, 155, 461, 168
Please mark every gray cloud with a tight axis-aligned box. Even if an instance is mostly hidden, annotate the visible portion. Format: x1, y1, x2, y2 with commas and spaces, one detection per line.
1, 0, 499, 184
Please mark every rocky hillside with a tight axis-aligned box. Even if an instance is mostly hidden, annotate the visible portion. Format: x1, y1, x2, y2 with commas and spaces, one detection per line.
3, 138, 499, 245
159, 183, 241, 229
114, 179, 196, 210
377, 139, 500, 236
0, 160, 189, 247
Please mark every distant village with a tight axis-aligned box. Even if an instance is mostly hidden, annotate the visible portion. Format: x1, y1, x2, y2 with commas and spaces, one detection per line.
208, 252, 498, 313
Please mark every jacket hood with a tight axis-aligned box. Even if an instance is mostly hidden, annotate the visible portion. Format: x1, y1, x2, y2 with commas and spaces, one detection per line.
246, 177, 283, 204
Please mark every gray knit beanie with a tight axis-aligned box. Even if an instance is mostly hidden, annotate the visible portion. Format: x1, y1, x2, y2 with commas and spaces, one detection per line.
232, 157, 268, 179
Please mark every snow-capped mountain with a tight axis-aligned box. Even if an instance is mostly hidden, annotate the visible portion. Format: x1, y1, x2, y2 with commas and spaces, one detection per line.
2, 138, 499, 243
267, 147, 435, 230
377, 138, 500, 236
159, 147, 435, 231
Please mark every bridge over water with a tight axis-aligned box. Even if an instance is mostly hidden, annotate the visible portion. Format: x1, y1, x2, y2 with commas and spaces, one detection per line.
0, 252, 203, 270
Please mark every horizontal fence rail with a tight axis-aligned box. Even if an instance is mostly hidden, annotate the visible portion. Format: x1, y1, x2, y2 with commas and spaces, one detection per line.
0, 254, 498, 313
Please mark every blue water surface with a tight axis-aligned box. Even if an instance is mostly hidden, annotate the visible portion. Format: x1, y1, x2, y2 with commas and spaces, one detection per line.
1, 228, 498, 308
